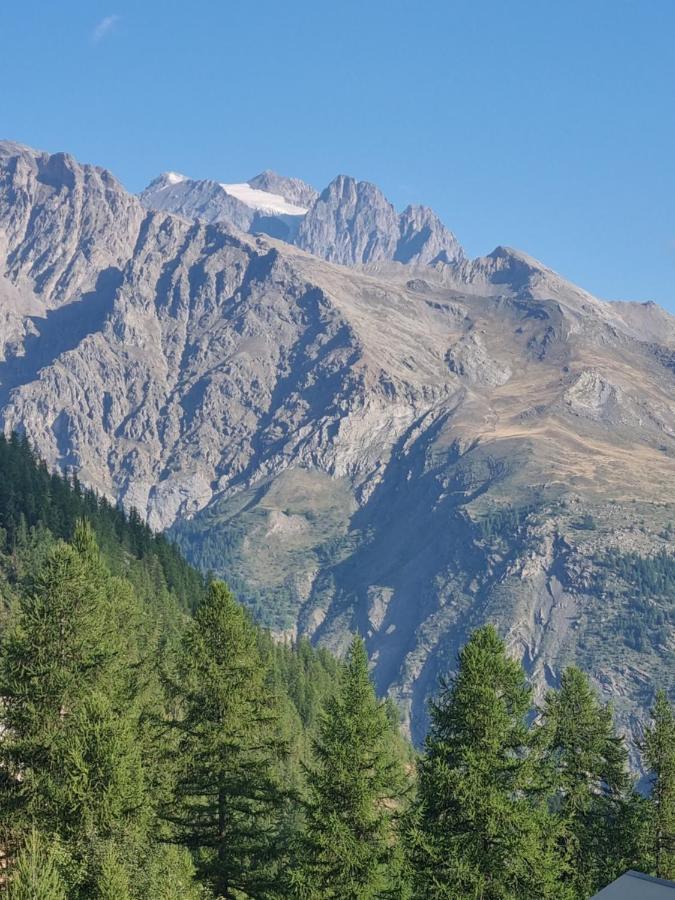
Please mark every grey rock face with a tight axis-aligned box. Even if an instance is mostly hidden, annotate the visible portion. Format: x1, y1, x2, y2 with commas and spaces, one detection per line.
0, 140, 673, 747
141, 169, 465, 269
140, 171, 312, 244
0, 142, 143, 310
0, 140, 144, 369
295, 175, 400, 264
295, 176, 465, 267
396, 204, 464, 265
140, 174, 256, 231
247, 169, 318, 208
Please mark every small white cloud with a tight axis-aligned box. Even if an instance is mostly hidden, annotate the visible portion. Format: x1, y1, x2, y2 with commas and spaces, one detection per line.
92, 15, 120, 44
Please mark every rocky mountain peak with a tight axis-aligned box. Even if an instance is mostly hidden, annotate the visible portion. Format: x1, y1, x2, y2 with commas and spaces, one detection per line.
140, 167, 466, 271
0, 141, 143, 311
0, 140, 674, 746
294, 175, 400, 265
144, 171, 187, 190
247, 169, 318, 208
396, 204, 464, 266
0, 139, 46, 162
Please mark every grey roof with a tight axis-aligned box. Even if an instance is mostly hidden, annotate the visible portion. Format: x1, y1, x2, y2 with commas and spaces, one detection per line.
592, 871, 675, 899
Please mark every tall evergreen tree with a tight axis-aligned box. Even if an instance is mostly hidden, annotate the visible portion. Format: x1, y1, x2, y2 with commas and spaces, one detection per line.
641, 690, 675, 879
0, 439, 365, 899
2, 526, 111, 828
538, 666, 630, 897
291, 635, 409, 900
0, 523, 152, 891
92, 841, 133, 900
409, 625, 565, 899
138, 845, 206, 900
165, 580, 286, 898
6, 829, 68, 900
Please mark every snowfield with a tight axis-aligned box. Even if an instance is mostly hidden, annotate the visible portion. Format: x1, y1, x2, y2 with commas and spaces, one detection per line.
219, 182, 308, 216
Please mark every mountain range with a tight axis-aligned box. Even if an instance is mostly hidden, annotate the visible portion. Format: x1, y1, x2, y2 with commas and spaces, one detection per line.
139, 166, 464, 266
0, 138, 673, 744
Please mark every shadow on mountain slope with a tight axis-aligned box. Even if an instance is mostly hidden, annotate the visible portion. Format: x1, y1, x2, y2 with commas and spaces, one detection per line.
0, 267, 122, 408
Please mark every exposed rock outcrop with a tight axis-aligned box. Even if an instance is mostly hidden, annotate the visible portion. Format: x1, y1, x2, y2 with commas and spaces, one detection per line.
0, 140, 673, 744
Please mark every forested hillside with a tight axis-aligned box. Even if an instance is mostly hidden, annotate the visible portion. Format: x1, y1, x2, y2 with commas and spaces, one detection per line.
0, 433, 207, 614
0, 437, 673, 898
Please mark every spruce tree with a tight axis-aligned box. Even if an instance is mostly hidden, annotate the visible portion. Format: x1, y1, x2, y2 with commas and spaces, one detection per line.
139, 845, 206, 900
1, 527, 113, 830
641, 690, 675, 879
165, 580, 286, 898
539, 666, 630, 897
0, 523, 151, 883
291, 635, 409, 900
7, 829, 68, 900
409, 625, 565, 899
92, 841, 133, 900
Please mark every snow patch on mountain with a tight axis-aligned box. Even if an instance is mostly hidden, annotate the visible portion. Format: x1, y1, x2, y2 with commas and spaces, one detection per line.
163, 171, 186, 186
219, 182, 308, 216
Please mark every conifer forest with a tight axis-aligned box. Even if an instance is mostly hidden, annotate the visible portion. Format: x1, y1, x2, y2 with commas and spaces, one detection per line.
0, 436, 673, 898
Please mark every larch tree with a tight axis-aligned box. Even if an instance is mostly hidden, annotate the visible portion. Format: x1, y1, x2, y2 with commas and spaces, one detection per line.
291, 635, 410, 900
409, 625, 566, 899
0, 523, 150, 890
6, 829, 67, 900
165, 580, 287, 899
538, 666, 631, 897
641, 690, 675, 879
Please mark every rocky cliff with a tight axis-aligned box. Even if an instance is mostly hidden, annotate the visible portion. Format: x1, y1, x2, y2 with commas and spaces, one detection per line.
0, 140, 673, 745
140, 168, 465, 268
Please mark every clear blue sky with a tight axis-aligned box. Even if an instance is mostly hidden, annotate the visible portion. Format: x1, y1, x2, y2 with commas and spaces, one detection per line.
2, 0, 675, 311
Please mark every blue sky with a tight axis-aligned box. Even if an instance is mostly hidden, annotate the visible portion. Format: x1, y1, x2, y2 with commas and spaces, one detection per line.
2, 0, 675, 311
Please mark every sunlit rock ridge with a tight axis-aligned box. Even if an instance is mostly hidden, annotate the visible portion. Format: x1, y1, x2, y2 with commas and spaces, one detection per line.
0, 139, 673, 745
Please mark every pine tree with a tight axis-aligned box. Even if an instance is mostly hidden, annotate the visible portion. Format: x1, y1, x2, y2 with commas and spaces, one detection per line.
7, 829, 68, 900
92, 840, 133, 900
409, 625, 565, 899
539, 666, 631, 897
641, 690, 675, 879
139, 844, 206, 900
165, 580, 287, 898
0, 524, 151, 876
1, 529, 113, 831
291, 635, 410, 900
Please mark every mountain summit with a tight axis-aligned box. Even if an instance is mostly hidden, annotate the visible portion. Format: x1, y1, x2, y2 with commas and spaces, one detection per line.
140, 166, 465, 268
0, 140, 673, 744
